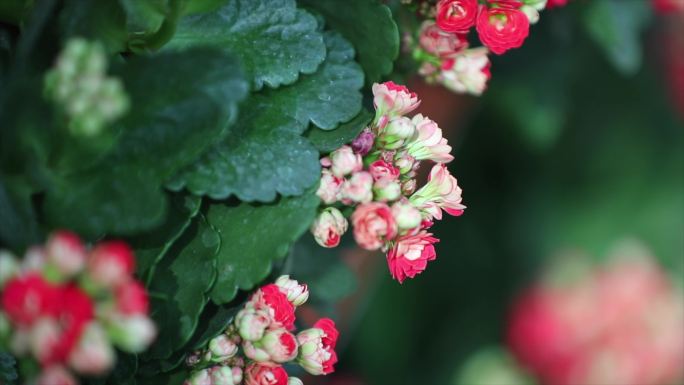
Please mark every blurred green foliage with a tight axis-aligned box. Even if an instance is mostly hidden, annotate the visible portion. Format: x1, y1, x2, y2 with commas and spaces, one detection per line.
343, 3, 683, 385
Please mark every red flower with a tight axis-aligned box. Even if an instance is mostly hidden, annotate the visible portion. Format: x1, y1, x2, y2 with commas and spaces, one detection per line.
244, 363, 289, 385
88, 241, 135, 288
476, 5, 530, 55
546, 0, 570, 9
436, 0, 479, 33
115, 280, 149, 315
419, 21, 469, 58
351, 202, 398, 251
386, 231, 439, 283
1, 273, 60, 325
314, 317, 340, 350
257, 284, 296, 330
486, 0, 524, 8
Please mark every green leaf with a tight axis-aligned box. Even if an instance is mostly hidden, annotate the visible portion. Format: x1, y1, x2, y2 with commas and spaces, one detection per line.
60, 0, 128, 53
0, 176, 41, 251
43, 48, 248, 236
168, 32, 363, 201
207, 190, 320, 304
306, 109, 372, 152
0, 351, 18, 384
583, 0, 651, 75
129, 193, 201, 281
185, 304, 240, 350
144, 214, 220, 360
166, 0, 326, 90
300, 0, 399, 83
120, 0, 183, 52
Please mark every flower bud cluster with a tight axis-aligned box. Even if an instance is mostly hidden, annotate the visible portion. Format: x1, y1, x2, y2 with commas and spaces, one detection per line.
44, 38, 129, 137
312, 82, 465, 283
0, 231, 156, 384
185, 276, 338, 385
406, 0, 554, 95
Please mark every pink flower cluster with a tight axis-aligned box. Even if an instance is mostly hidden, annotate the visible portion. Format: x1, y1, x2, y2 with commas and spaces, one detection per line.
409, 0, 550, 95
507, 248, 684, 385
185, 276, 339, 385
0, 231, 156, 385
312, 82, 465, 283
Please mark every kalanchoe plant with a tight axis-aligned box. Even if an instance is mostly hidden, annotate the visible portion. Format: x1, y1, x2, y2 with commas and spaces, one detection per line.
311, 81, 465, 283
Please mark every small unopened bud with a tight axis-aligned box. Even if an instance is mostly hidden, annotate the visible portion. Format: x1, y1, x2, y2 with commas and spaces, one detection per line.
36, 366, 77, 385
88, 241, 135, 288
341, 171, 373, 204
185, 368, 211, 385
401, 179, 417, 195
107, 315, 156, 353
373, 179, 402, 202
261, 329, 299, 363
310, 208, 348, 249
378, 116, 415, 149
351, 128, 375, 156
231, 366, 243, 384
45, 230, 86, 280
316, 169, 343, 204
391, 201, 423, 230
275, 275, 309, 306
236, 308, 270, 341
329, 145, 362, 177
210, 366, 238, 385
0, 251, 19, 287
68, 322, 115, 375
394, 153, 416, 175
209, 334, 238, 362
288, 377, 304, 385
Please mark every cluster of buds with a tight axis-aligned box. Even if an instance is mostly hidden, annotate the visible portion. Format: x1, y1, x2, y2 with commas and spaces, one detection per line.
406, 0, 554, 95
507, 245, 684, 385
0, 231, 156, 385
185, 276, 339, 385
44, 38, 129, 137
311, 82, 465, 283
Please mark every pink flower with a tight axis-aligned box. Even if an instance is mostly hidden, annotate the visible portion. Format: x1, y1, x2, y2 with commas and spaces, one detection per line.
409, 163, 465, 220
329, 145, 362, 177
316, 169, 344, 204
87, 241, 135, 288
341, 171, 373, 204
244, 363, 289, 385
296, 318, 339, 375
1, 273, 61, 325
351, 202, 398, 250
208, 334, 238, 361
36, 366, 77, 385
404, 114, 454, 163
372, 81, 420, 128
436, 0, 479, 33
45, 231, 86, 279
310, 208, 348, 248
114, 280, 149, 315
236, 308, 271, 341
546, 0, 569, 9
247, 328, 299, 363
419, 21, 469, 58
438, 48, 491, 96
275, 275, 309, 307
368, 160, 400, 182
67, 322, 115, 375
250, 284, 296, 331
476, 5, 530, 55
386, 231, 439, 283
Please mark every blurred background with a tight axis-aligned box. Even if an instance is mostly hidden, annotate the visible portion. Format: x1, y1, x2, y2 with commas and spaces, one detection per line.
292, 1, 684, 384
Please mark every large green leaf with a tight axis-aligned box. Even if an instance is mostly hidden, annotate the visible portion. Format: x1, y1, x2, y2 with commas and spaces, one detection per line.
306, 109, 372, 152
166, 0, 326, 90
43, 48, 248, 237
300, 0, 399, 83
0, 176, 41, 251
168, 32, 363, 201
0, 351, 17, 385
120, 0, 183, 52
60, 0, 128, 53
144, 214, 220, 360
207, 190, 319, 304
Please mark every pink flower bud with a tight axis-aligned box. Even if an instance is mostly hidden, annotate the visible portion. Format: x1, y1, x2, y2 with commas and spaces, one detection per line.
368, 160, 400, 182
185, 368, 212, 385
0, 251, 19, 287
373, 179, 402, 202
386, 231, 439, 283
372, 81, 420, 125
377, 116, 415, 149
288, 377, 304, 385
114, 280, 149, 315
36, 366, 77, 385
88, 241, 135, 288
391, 201, 422, 230
351, 128, 375, 156
275, 275, 309, 307
329, 145, 362, 177
316, 169, 344, 204
404, 114, 454, 163
107, 315, 156, 353
68, 322, 115, 375
419, 20, 469, 57
351, 202, 398, 250
45, 231, 86, 279
209, 334, 238, 362
341, 171, 373, 204
261, 329, 299, 363
236, 308, 271, 342
438, 48, 491, 96
310, 208, 348, 248
248, 284, 296, 331
410, 163, 465, 220
232, 367, 243, 384
296, 318, 339, 375
402, 179, 417, 196
210, 365, 240, 385
394, 153, 416, 175
244, 362, 289, 385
